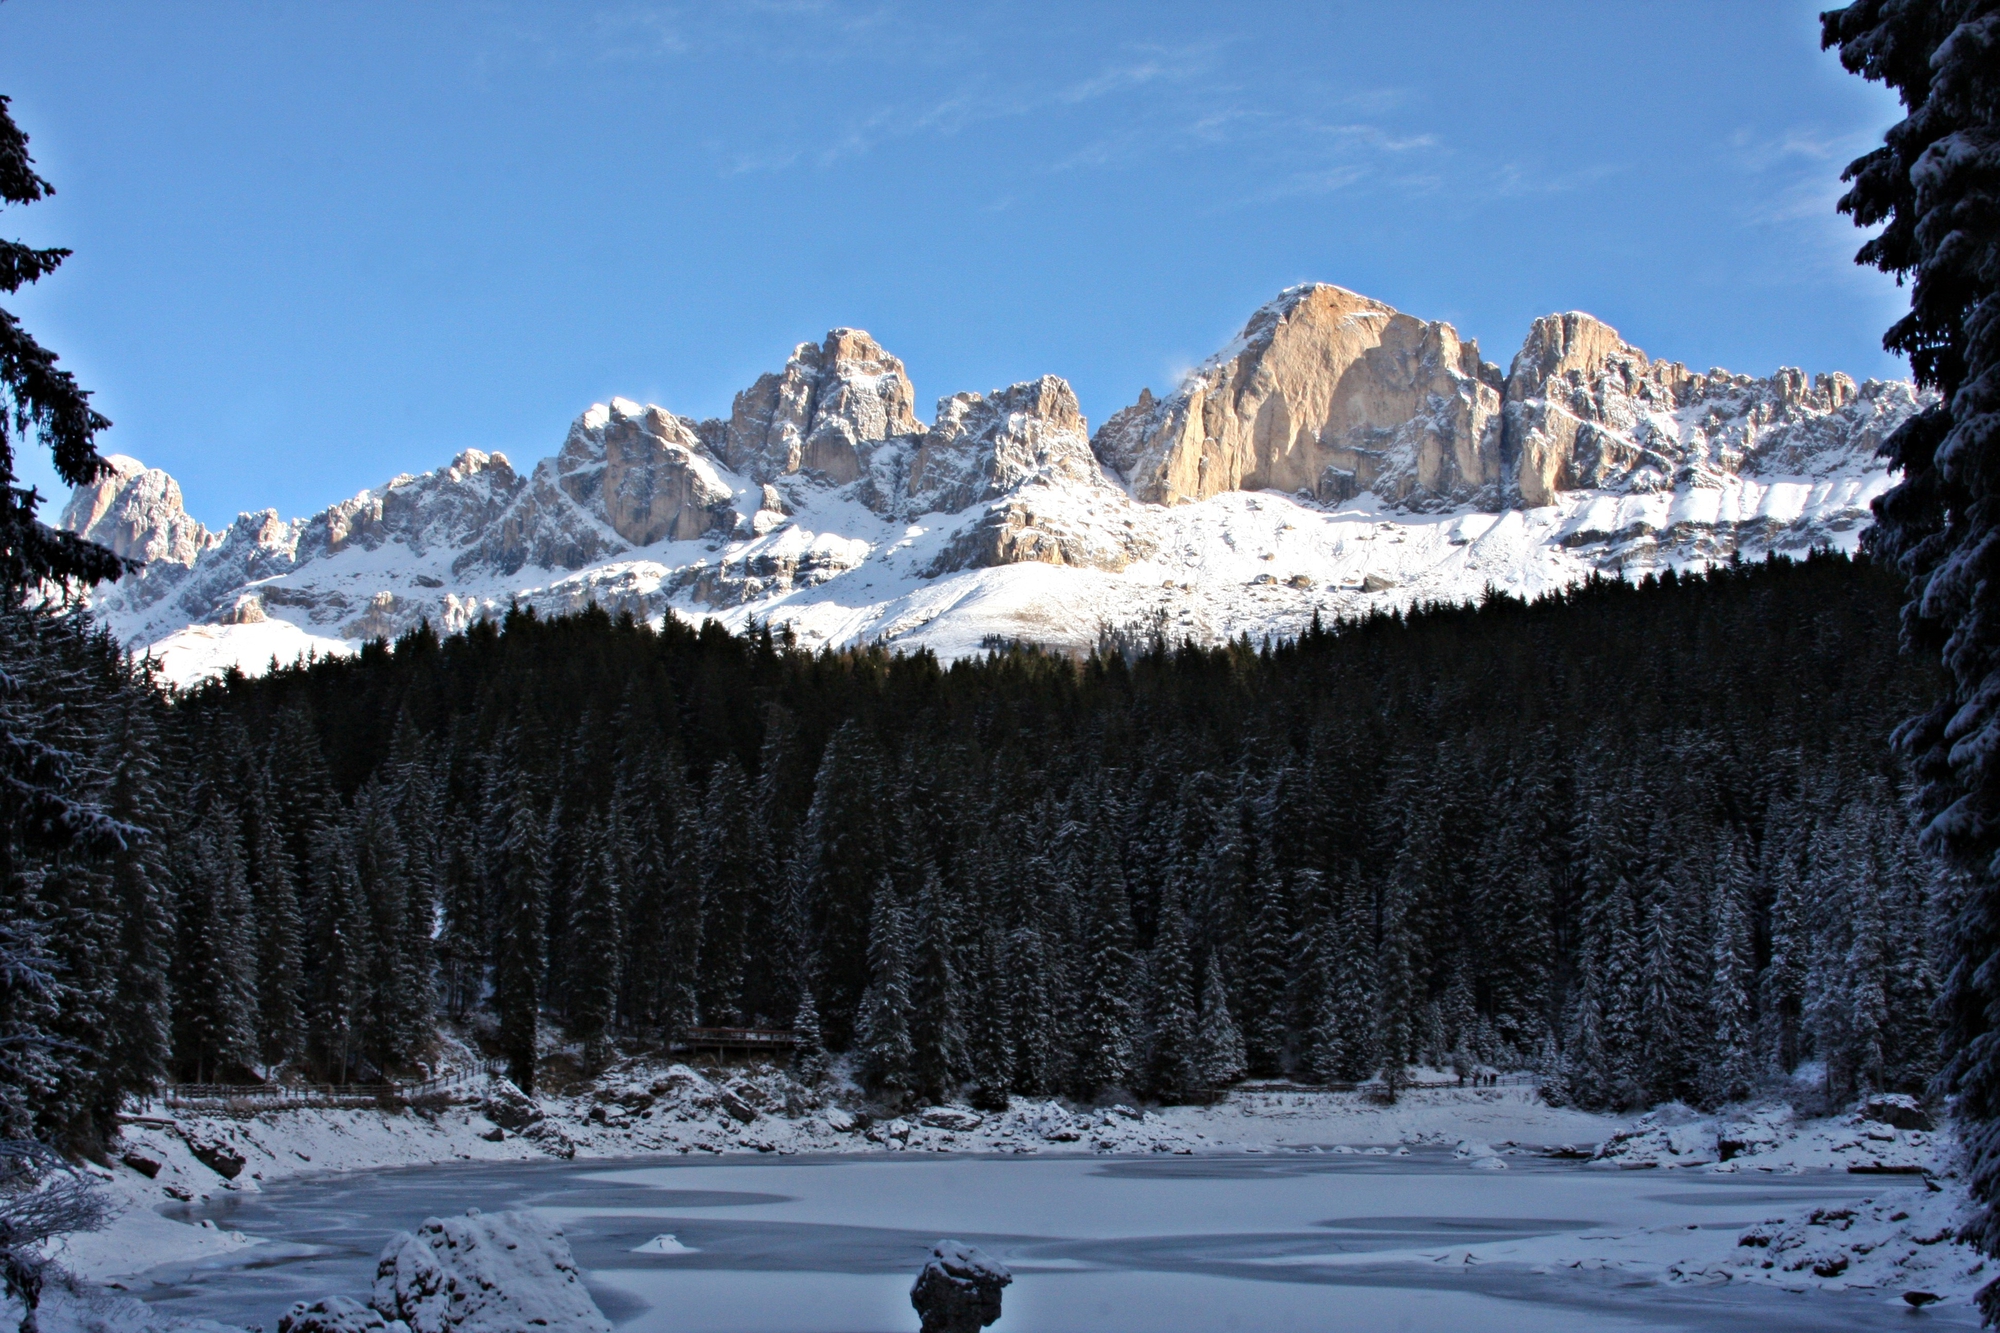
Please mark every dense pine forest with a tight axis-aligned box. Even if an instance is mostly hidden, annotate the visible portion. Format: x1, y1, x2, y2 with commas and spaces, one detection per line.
0, 551, 1945, 1150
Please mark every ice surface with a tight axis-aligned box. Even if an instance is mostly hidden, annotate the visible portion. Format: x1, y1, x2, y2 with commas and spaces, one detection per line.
123, 1152, 1981, 1333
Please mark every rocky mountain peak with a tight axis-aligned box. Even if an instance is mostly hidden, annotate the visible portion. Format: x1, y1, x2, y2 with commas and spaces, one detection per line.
1092, 283, 1503, 509
1505, 312, 1648, 402
724, 327, 921, 485
556, 398, 731, 546
907, 375, 1104, 516
60, 283, 1924, 681
60, 454, 213, 568
1501, 315, 1907, 505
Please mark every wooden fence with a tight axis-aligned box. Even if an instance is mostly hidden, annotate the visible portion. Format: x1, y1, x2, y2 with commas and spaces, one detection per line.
667, 1027, 800, 1057
157, 1063, 499, 1111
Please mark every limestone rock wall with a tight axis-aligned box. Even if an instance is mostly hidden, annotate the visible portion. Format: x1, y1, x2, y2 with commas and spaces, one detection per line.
60, 455, 213, 567
1092, 284, 1506, 509
553, 398, 734, 546
724, 329, 921, 484
1502, 312, 1916, 505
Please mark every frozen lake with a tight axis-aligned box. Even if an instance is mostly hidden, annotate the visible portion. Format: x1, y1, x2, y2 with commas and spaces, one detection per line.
132, 1151, 1964, 1332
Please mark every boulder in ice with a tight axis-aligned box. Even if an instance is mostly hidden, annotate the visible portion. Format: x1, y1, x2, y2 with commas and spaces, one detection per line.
910, 1240, 1011, 1333
371, 1208, 609, 1333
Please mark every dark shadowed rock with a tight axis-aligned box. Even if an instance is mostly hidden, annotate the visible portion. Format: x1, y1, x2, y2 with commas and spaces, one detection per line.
181, 1132, 245, 1180
910, 1240, 1011, 1333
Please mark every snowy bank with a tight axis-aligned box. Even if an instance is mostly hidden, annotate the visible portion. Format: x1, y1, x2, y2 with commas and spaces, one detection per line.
43, 1059, 1996, 1314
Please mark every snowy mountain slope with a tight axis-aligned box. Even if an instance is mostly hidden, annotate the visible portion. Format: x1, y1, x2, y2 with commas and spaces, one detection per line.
61, 284, 1923, 686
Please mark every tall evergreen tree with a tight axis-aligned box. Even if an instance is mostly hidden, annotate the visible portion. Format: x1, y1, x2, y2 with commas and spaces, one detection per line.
1238, 871, 1291, 1076
1196, 949, 1247, 1087
856, 879, 914, 1107
1705, 829, 1758, 1106
567, 811, 624, 1065
1073, 841, 1138, 1097
305, 812, 371, 1083
171, 804, 258, 1083
243, 770, 304, 1066
908, 865, 965, 1104
490, 786, 549, 1091
1143, 880, 1200, 1101
1821, 2, 2000, 1302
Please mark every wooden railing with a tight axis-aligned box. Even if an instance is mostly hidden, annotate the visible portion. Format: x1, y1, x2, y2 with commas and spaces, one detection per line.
157, 1063, 499, 1110
669, 1027, 799, 1052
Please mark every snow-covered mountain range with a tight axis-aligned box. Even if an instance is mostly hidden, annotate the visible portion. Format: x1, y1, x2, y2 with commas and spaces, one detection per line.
61, 283, 1921, 685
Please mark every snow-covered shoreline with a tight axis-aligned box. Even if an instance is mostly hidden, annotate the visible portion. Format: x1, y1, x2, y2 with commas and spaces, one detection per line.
35, 1062, 1990, 1319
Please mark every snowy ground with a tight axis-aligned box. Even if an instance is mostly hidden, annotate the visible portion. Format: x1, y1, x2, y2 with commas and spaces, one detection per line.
30, 1058, 1982, 1330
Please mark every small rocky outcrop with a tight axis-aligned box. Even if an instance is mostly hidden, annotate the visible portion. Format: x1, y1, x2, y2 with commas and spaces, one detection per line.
925, 486, 1154, 576
551, 398, 736, 546
910, 1240, 1011, 1333
726, 329, 921, 485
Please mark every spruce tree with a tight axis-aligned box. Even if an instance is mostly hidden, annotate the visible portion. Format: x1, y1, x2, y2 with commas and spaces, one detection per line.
0, 95, 126, 592
1073, 845, 1138, 1097
1637, 887, 1695, 1105
1143, 880, 1200, 1102
1822, 1, 2000, 1299
171, 804, 258, 1083
491, 788, 549, 1091
791, 987, 828, 1085
1319, 877, 1379, 1082
568, 811, 624, 1066
965, 928, 1015, 1111
305, 813, 371, 1083
354, 780, 427, 1073
1705, 829, 1757, 1106
100, 681, 173, 1096
795, 721, 891, 1043
856, 879, 914, 1107
697, 756, 757, 1025
1373, 879, 1416, 1100
243, 770, 304, 1067
908, 865, 965, 1104
1238, 872, 1291, 1076
1196, 950, 1247, 1087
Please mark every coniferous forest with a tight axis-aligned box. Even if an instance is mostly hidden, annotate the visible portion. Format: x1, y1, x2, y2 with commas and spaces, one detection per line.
0, 551, 1946, 1151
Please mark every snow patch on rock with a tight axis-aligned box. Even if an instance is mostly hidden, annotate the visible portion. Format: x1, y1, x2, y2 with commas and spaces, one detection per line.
372, 1210, 608, 1333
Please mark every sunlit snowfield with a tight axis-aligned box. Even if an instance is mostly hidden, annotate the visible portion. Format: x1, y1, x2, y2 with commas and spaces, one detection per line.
137, 1153, 1962, 1333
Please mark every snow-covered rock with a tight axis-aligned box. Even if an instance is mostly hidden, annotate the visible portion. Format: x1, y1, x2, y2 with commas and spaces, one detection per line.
910, 1240, 1011, 1333
371, 1210, 608, 1333
1674, 1190, 1986, 1299
278, 1296, 408, 1333
62, 284, 1926, 685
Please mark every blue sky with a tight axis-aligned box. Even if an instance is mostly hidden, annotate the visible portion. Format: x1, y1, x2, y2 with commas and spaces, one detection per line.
3, 1, 1906, 528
